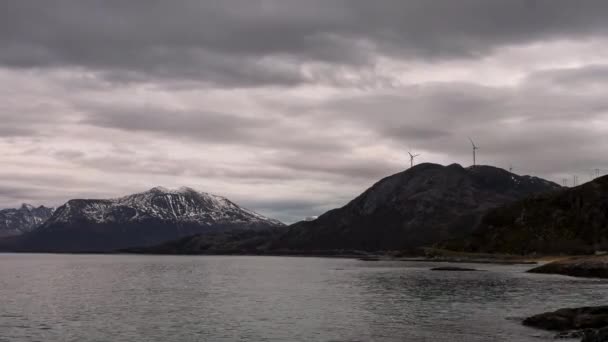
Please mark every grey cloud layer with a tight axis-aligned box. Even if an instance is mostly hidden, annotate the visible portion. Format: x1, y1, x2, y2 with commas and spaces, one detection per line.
82, 105, 270, 143
321, 66, 608, 175
3, 1, 608, 86
72, 64, 608, 178
2, 1, 608, 222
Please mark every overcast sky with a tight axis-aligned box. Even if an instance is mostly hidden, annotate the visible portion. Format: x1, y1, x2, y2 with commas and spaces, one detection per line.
2, 1, 608, 222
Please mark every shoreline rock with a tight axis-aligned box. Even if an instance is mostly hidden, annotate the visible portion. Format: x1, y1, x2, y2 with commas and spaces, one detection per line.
582, 327, 608, 342
430, 266, 479, 271
528, 256, 608, 278
524, 306, 608, 341
523, 306, 608, 331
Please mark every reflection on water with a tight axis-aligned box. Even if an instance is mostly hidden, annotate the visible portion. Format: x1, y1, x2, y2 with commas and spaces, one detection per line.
1, 254, 607, 342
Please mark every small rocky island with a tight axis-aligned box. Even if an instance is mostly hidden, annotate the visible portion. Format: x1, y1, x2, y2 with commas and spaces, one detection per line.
523, 306, 608, 341
430, 266, 479, 271
528, 255, 608, 278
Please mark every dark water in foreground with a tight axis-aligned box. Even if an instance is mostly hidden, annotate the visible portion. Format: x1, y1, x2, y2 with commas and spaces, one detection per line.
1, 254, 607, 342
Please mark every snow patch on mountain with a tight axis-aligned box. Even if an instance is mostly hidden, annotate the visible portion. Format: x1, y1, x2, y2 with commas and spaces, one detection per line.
47, 187, 283, 227
0, 204, 55, 237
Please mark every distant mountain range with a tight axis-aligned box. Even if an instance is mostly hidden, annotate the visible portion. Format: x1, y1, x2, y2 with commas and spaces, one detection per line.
3, 187, 283, 252
445, 174, 608, 254
0, 204, 55, 237
134, 163, 563, 254
8, 164, 603, 256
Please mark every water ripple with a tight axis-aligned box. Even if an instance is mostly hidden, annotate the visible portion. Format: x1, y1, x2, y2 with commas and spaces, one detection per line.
1, 254, 604, 342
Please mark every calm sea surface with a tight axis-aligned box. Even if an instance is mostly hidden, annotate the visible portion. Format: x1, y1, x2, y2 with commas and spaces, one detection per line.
1, 254, 607, 342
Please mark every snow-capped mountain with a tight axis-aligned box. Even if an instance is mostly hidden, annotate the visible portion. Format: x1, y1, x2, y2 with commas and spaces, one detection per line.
11, 187, 283, 252
0, 204, 55, 237
50, 186, 283, 227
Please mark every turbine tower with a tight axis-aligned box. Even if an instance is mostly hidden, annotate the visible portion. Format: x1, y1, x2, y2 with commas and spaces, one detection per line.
408, 151, 420, 168
468, 137, 479, 166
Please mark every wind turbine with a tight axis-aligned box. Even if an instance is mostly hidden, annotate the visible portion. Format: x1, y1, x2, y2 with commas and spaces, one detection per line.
468, 137, 479, 166
408, 151, 420, 168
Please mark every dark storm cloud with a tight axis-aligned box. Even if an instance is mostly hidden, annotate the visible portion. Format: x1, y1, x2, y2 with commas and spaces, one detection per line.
0, 108, 70, 137
0, 171, 122, 208
50, 144, 391, 184
312, 66, 608, 176
0, 184, 36, 202
60, 61, 608, 187
78, 102, 354, 153
0, 126, 35, 137
525, 64, 608, 91
53, 149, 86, 160
274, 153, 403, 181
81, 104, 269, 144
324, 83, 512, 143
3, 1, 608, 86
3, 1, 608, 221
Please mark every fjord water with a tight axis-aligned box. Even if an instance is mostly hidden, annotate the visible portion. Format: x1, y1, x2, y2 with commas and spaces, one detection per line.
1, 255, 606, 342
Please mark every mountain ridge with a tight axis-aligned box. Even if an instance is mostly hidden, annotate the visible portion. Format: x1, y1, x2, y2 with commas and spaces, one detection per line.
0, 204, 55, 237
48, 186, 282, 226
271, 163, 561, 251
132, 163, 562, 254
6, 187, 283, 252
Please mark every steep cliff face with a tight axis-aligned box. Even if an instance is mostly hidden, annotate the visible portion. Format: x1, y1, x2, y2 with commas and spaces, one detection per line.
11, 187, 283, 252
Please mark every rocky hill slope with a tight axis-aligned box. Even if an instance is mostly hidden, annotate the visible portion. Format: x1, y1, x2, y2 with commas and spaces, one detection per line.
137, 163, 561, 254
124, 228, 285, 255
449, 175, 608, 254
8, 187, 283, 252
270, 163, 560, 252
528, 255, 608, 278
0, 204, 54, 237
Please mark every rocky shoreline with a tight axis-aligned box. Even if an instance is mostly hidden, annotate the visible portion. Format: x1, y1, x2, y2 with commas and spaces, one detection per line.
528, 255, 608, 278
430, 266, 480, 271
523, 306, 608, 341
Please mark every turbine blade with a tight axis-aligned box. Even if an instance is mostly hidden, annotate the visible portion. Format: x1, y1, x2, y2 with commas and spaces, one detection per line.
468, 136, 476, 147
